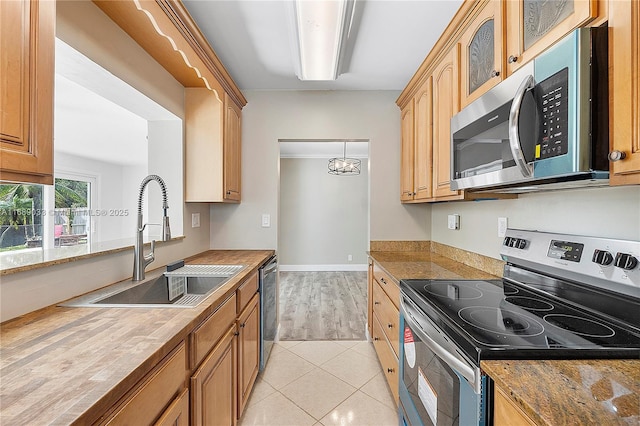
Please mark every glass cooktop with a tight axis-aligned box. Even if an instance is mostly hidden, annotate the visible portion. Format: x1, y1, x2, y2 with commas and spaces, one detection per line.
400, 278, 640, 362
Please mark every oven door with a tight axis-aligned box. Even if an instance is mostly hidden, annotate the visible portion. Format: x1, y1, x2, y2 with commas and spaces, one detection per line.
399, 296, 489, 426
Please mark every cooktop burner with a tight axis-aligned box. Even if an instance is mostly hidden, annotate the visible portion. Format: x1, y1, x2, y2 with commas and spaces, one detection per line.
505, 296, 554, 311
543, 314, 616, 338
459, 306, 545, 340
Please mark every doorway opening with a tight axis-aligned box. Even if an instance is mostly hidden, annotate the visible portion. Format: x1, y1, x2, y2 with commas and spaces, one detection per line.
277, 139, 369, 340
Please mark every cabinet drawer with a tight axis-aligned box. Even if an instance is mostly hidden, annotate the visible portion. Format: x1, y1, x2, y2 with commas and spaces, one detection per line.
372, 281, 400, 357
104, 343, 187, 425
237, 271, 258, 314
191, 294, 237, 369
373, 263, 400, 309
372, 313, 399, 405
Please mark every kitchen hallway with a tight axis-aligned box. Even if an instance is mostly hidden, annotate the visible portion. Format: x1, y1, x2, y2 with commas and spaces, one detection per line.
240, 340, 397, 426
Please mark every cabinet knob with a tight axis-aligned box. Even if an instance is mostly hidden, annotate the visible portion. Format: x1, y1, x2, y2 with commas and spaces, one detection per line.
240, 323, 246, 328
387, 368, 395, 373
608, 151, 627, 162
491, 70, 500, 78
508, 55, 518, 64
387, 323, 393, 328
234, 331, 240, 336
380, 278, 386, 284
374, 301, 381, 305
226, 190, 231, 195
374, 337, 380, 341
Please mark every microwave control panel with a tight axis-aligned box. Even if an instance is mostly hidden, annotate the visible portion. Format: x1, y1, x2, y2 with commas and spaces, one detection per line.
537, 68, 569, 159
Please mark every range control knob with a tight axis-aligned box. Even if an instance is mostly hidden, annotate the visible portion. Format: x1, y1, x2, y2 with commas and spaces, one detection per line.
592, 249, 614, 266
517, 239, 528, 249
614, 253, 638, 270
503, 237, 512, 246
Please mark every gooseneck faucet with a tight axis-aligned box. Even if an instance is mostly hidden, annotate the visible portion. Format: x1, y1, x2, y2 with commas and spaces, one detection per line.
133, 174, 171, 281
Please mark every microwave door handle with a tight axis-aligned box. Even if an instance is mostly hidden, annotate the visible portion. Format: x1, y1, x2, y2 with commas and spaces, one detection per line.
508, 75, 535, 177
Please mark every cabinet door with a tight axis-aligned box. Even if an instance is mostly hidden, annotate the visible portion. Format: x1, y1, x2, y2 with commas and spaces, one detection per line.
609, 0, 640, 185
0, 0, 54, 184
432, 45, 462, 200
367, 258, 374, 337
224, 93, 242, 202
191, 326, 237, 426
413, 77, 433, 201
155, 389, 189, 426
505, 0, 597, 76
400, 100, 415, 201
459, 0, 504, 107
237, 293, 260, 417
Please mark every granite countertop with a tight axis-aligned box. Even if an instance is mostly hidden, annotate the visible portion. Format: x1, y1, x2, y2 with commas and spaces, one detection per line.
482, 359, 640, 425
0, 249, 274, 425
368, 250, 500, 281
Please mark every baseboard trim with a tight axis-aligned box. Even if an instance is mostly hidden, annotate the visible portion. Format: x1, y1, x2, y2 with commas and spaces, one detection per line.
279, 264, 368, 272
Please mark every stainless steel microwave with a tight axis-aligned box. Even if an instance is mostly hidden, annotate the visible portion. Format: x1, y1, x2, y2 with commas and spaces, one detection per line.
450, 27, 609, 193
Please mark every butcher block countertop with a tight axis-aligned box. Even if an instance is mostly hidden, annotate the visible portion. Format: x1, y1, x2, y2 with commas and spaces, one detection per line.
0, 250, 274, 425
482, 359, 640, 425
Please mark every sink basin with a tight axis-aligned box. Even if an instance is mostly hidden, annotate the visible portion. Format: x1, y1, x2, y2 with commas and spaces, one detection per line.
61, 264, 245, 308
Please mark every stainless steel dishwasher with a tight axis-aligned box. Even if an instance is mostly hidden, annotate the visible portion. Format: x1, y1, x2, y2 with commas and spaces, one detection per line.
259, 255, 278, 371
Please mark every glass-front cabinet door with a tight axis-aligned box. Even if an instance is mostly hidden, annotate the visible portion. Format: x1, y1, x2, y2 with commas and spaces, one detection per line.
459, 0, 503, 108
505, 0, 598, 76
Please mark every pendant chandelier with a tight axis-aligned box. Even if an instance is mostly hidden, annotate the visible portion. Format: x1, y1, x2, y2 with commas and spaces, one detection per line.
328, 141, 361, 175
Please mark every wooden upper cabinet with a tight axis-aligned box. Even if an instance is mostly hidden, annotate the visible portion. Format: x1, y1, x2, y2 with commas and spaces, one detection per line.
505, 0, 598, 76
185, 87, 242, 203
459, 0, 504, 107
432, 45, 463, 200
400, 100, 415, 202
609, 0, 640, 185
0, 0, 55, 185
413, 78, 433, 201
224, 93, 242, 202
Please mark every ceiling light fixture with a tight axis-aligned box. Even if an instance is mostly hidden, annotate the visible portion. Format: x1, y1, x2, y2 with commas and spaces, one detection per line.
328, 141, 361, 175
292, 0, 357, 81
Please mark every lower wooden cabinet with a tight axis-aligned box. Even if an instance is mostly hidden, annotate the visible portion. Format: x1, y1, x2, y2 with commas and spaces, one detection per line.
103, 343, 188, 425
237, 293, 260, 417
191, 326, 237, 426
494, 384, 537, 426
369, 259, 400, 405
155, 389, 190, 426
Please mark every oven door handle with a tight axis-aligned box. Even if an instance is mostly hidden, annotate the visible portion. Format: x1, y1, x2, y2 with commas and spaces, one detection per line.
508, 74, 535, 178
400, 298, 481, 394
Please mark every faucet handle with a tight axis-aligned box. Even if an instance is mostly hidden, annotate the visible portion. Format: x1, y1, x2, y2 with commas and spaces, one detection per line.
144, 240, 156, 266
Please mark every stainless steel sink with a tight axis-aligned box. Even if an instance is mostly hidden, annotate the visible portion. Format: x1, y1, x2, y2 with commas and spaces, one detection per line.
61, 264, 245, 308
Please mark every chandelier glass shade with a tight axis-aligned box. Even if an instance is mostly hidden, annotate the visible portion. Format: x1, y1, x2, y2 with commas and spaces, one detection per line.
328, 142, 361, 175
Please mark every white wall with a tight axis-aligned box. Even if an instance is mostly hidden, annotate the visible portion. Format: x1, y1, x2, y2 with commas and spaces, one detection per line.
279, 158, 368, 268
55, 152, 139, 242
0, 0, 211, 322
432, 186, 640, 259
210, 91, 431, 250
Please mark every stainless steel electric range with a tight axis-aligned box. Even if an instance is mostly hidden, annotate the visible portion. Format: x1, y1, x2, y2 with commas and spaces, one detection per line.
398, 229, 640, 426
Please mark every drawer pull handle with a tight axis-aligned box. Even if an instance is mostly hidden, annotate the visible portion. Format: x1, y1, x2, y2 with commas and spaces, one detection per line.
508, 55, 518, 64
374, 337, 380, 341
380, 278, 386, 284
234, 331, 240, 336
491, 69, 500, 78
240, 323, 246, 328
374, 301, 381, 305
387, 368, 395, 373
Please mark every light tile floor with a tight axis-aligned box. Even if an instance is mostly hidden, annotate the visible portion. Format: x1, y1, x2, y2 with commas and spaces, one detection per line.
240, 340, 398, 426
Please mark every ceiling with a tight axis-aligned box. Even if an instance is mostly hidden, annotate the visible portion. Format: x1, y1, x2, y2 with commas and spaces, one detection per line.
182, 0, 463, 91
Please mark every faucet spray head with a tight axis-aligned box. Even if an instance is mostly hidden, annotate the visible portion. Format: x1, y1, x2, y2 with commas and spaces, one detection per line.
162, 214, 171, 241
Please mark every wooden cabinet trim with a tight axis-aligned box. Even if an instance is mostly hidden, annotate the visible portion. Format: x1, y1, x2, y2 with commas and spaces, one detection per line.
155, 388, 189, 426
190, 293, 237, 369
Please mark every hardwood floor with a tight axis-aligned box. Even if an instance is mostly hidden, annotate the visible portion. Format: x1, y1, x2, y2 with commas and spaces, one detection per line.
279, 271, 367, 341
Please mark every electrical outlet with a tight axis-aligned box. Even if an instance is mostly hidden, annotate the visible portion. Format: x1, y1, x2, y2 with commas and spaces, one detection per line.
348, 254, 353, 262
498, 217, 508, 237
261, 214, 271, 228
191, 213, 200, 228
447, 214, 460, 230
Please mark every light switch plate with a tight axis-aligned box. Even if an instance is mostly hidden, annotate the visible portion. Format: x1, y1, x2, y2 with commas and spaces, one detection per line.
447, 214, 460, 230
261, 214, 271, 228
498, 217, 508, 237
191, 213, 200, 228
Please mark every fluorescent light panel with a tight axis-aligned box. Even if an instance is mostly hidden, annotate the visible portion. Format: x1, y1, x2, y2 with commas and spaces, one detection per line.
294, 0, 351, 81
